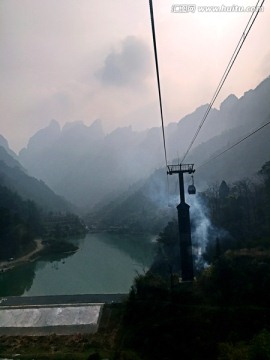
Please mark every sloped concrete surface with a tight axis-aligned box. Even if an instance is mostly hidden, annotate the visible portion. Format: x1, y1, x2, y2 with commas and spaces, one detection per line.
0, 304, 102, 335
0, 305, 101, 327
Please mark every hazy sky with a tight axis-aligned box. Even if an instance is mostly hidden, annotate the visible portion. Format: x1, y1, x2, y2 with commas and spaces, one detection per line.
0, 0, 269, 153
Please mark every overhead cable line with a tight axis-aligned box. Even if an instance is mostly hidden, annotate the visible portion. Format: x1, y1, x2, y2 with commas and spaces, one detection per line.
149, 0, 171, 203
181, 0, 265, 164
196, 116, 270, 170
149, 0, 168, 167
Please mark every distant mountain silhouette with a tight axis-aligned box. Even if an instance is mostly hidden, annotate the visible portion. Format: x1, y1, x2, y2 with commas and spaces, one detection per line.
0, 146, 72, 212
0, 145, 24, 171
86, 168, 175, 234
88, 117, 270, 232
0, 135, 21, 164
18, 76, 270, 211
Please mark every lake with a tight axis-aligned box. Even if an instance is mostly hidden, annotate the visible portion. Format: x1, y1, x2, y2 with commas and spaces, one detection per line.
0, 233, 156, 297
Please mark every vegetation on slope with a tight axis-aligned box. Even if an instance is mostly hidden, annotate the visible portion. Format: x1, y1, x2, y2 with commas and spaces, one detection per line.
0, 185, 41, 260
0, 184, 86, 262
117, 160, 270, 360
1, 161, 270, 359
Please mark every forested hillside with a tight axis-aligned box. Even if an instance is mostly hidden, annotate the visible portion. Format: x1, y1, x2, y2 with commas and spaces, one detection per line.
117, 161, 270, 360
86, 168, 174, 233
0, 185, 41, 260
0, 143, 85, 261
0, 145, 73, 212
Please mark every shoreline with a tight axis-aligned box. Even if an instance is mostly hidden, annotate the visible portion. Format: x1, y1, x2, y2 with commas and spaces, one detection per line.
0, 239, 44, 272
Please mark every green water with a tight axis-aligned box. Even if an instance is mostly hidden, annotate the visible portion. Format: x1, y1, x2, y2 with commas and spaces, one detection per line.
0, 233, 156, 296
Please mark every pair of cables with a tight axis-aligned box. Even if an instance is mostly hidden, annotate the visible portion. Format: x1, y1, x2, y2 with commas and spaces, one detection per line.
181, 0, 266, 164
149, 0, 266, 170
196, 116, 270, 170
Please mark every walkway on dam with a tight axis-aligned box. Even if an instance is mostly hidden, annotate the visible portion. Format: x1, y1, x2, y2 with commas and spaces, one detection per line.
0, 294, 127, 336
0, 293, 127, 307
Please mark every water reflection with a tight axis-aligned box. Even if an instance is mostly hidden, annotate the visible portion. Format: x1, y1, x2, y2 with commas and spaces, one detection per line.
0, 248, 77, 296
1, 233, 156, 296
0, 263, 36, 296
35, 251, 77, 271
94, 233, 156, 267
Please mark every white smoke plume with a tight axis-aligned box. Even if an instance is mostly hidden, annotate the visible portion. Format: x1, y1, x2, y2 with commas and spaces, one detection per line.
168, 192, 229, 269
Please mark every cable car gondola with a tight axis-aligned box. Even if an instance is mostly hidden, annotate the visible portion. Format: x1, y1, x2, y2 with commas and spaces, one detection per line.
188, 175, 196, 195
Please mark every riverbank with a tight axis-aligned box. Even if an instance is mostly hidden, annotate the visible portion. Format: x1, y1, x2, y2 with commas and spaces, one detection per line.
0, 233, 154, 297
0, 239, 44, 272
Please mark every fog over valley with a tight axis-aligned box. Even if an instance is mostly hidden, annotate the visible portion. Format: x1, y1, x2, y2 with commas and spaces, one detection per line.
9, 76, 269, 211
1, 2, 270, 358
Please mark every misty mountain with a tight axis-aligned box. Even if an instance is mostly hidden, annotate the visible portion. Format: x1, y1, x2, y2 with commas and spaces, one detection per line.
0, 135, 21, 165
86, 77, 270, 231
0, 145, 24, 172
0, 146, 72, 212
168, 76, 270, 160
99, 112, 270, 230
19, 119, 164, 209
86, 168, 175, 234
88, 122, 270, 233
190, 115, 270, 187
18, 76, 270, 211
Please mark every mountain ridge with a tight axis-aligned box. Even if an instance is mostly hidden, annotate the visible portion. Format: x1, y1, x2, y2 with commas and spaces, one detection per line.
0, 146, 73, 212
13, 75, 270, 211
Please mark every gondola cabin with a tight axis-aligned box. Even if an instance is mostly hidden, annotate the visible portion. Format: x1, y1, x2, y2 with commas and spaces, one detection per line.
188, 184, 196, 195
